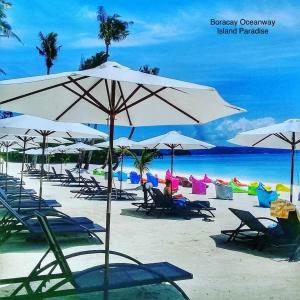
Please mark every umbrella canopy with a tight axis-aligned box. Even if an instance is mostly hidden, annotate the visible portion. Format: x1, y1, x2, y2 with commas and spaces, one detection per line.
229, 119, 300, 202
65, 142, 99, 151
95, 137, 140, 149
0, 115, 107, 138
0, 61, 244, 125
136, 131, 215, 175
49, 144, 79, 154
0, 61, 245, 299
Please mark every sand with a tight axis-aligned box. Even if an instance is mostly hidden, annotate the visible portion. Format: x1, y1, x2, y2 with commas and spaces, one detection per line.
0, 162, 299, 300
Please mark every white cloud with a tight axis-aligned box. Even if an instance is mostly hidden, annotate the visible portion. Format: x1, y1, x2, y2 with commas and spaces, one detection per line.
216, 117, 276, 133
77, 6, 97, 20
69, 7, 205, 49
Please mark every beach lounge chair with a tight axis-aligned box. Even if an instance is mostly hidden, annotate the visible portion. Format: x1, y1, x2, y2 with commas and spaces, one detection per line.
0, 212, 192, 299
214, 181, 233, 200
257, 183, 279, 208
131, 183, 155, 211
189, 176, 206, 195
90, 177, 140, 201
0, 197, 105, 244
61, 169, 91, 187
0, 188, 61, 210
147, 188, 215, 219
129, 171, 141, 184
146, 173, 159, 187
221, 208, 300, 261
176, 176, 192, 187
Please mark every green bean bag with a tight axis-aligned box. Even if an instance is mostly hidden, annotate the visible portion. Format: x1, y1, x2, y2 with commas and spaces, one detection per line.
229, 180, 248, 193
92, 168, 105, 176
248, 182, 259, 196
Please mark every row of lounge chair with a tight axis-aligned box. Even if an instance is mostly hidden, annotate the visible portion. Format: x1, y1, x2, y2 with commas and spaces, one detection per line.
0, 167, 194, 299
132, 184, 216, 220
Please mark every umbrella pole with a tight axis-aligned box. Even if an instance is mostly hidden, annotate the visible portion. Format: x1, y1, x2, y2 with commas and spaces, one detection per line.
39, 135, 46, 210
290, 133, 296, 203
60, 152, 63, 175
5, 144, 8, 192
104, 114, 115, 300
170, 146, 175, 195
18, 138, 27, 212
119, 148, 124, 199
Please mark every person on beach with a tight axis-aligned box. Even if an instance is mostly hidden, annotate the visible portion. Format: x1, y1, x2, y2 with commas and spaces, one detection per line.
163, 179, 174, 197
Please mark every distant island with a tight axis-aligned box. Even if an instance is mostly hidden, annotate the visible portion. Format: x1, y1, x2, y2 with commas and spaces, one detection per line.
159, 146, 291, 155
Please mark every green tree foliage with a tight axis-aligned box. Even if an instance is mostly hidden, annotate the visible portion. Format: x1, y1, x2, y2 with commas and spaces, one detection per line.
97, 6, 133, 58
36, 32, 61, 74
79, 51, 108, 70
128, 149, 158, 184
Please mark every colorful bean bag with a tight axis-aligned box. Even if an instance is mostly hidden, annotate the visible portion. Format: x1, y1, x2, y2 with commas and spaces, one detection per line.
214, 181, 233, 200
233, 177, 248, 187
92, 168, 105, 176
257, 182, 279, 208
216, 179, 229, 185
248, 181, 259, 196
202, 174, 212, 184
229, 180, 248, 193
276, 183, 291, 192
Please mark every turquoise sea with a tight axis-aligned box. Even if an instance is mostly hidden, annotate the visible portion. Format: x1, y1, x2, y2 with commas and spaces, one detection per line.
123, 153, 299, 184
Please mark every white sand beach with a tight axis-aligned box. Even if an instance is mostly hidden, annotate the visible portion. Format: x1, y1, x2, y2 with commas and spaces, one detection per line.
0, 162, 299, 300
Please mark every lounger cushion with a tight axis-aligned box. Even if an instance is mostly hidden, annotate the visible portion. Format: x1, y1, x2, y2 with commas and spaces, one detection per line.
73, 262, 193, 291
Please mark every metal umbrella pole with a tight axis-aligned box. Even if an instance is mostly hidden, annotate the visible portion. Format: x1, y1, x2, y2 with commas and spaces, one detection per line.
18, 138, 28, 212
119, 147, 125, 199
38, 134, 47, 210
290, 132, 296, 203
5, 143, 8, 191
104, 112, 115, 300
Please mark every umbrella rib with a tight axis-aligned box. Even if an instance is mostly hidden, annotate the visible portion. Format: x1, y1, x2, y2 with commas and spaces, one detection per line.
0, 76, 89, 105
117, 82, 132, 126
141, 85, 201, 124
67, 77, 109, 113
56, 79, 103, 120
224, 104, 245, 112
274, 133, 292, 145
117, 87, 167, 113
252, 134, 273, 146
115, 85, 143, 111
104, 79, 113, 111
62, 84, 105, 111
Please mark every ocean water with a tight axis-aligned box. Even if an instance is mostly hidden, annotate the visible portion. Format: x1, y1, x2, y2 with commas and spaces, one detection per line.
123, 153, 299, 184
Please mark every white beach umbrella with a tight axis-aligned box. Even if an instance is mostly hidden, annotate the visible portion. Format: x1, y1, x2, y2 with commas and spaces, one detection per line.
137, 131, 215, 176
64, 142, 100, 179
229, 119, 300, 202
48, 145, 80, 174
96, 137, 142, 196
0, 115, 106, 209
0, 61, 245, 298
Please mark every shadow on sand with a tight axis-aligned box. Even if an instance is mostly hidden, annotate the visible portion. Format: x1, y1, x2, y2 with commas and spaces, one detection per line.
210, 234, 294, 262
121, 207, 214, 222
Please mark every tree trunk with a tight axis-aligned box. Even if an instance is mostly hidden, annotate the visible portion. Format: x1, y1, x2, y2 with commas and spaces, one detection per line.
47, 67, 50, 75
105, 44, 109, 61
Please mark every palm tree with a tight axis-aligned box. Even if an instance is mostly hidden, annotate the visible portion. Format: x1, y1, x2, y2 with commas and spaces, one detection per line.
129, 149, 158, 184
139, 65, 160, 75
36, 32, 61, 75
0, 0, 21, 41
79, 51, 107, 70
97, 6, 133, 59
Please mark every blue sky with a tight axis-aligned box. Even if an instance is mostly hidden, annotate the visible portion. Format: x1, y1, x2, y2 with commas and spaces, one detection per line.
1, 0, 300, 145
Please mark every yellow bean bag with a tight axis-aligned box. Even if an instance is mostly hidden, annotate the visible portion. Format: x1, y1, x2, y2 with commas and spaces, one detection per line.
276, 183, 291, 192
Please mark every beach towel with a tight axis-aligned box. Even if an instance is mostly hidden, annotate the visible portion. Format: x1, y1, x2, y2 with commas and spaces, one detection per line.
270, 199, 300, 220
